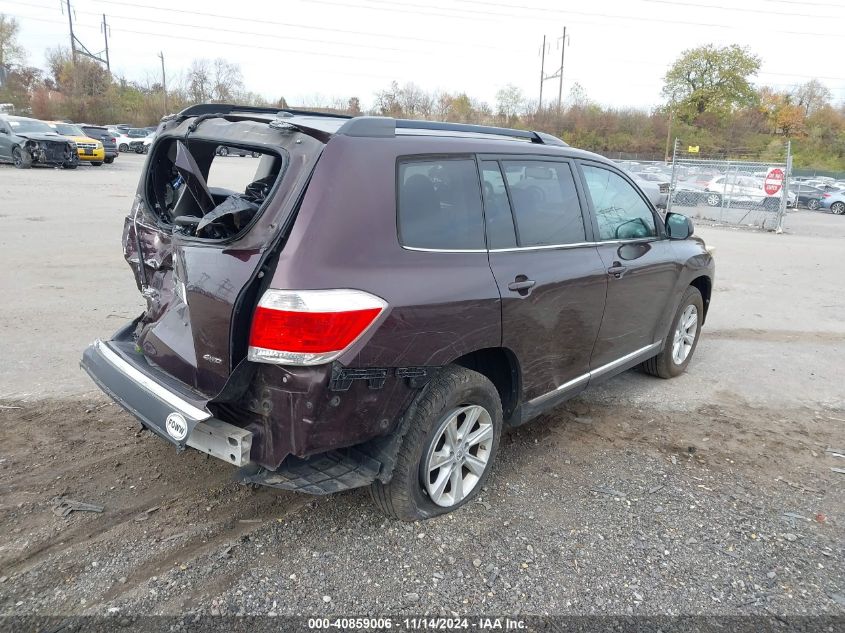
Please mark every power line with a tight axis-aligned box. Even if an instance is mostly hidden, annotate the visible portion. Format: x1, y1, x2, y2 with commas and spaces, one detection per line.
11, 5, 845, 87
313, 0, 845, 38
14, 0, 845, 82
84, 0, 503, 49
459, 0, 845, 21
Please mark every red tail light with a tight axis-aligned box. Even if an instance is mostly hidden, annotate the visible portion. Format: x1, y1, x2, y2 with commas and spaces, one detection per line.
248, 289, 387, 366
822, 193, 831, 198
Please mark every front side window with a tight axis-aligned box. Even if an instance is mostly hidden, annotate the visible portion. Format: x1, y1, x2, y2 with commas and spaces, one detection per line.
501, 160, 586, 246
398, 158, 485, 250
581, 165, 657, 241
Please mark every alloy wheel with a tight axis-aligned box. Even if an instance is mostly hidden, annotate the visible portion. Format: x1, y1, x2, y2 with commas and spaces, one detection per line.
672, 304, 698, 365
706, 193, 721, 207
832, 202, 845, 215
13, 148, 22, 167
423, 405, 494, 508
807, 199, 820, 211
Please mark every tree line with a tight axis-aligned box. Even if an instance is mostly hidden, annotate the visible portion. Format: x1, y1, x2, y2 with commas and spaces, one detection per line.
1, 15, 842, 170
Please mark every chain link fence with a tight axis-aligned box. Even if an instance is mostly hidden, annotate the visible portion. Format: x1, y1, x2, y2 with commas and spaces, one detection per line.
666, 141, 792, 232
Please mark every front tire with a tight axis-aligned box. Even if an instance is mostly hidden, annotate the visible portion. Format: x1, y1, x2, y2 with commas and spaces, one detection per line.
641, 286, 703, 379
118, 143, 129, 152
370, 366, 502, 521
91, 161, 103, 167
12, 147, 32, 169
218, 147, 229, 157
832, 201, 845, 215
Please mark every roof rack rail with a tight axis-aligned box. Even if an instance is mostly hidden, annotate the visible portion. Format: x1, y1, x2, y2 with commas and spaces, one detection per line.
176, 103, 352, 119
336, 116, 567, 146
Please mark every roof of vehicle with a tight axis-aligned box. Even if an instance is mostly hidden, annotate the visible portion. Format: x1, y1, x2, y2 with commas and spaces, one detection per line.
168, 103, 570, 150
1, 115, 40, 122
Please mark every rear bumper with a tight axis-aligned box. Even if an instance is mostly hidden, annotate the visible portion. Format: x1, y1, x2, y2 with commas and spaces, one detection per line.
81, 337, 252, 466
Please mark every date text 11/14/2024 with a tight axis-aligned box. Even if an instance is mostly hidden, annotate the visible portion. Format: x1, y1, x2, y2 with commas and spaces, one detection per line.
307, 617, 527, 630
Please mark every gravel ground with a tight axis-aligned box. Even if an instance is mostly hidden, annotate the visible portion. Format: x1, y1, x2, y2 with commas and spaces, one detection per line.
0, 157, 843, 620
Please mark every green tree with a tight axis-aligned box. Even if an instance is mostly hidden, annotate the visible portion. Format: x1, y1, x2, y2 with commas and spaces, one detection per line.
0, 14, 26, 69
495, 84, 524, 122
662, 44, 761, 123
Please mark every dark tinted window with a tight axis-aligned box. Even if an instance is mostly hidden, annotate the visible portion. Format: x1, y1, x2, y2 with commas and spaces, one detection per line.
501, 160, 586, 246
82, 126, 108, 137
398, 158, 485, 250
481, 161, 516, 249
582, 165, 657, 240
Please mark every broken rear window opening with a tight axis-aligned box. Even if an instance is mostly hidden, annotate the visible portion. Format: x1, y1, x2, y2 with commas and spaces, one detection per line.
145, 137, 286, 241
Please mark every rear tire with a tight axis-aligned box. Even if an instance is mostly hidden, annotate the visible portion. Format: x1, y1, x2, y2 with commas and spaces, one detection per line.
218, 147, 229, 157
118, 143, 129, 152
91, 161, 103, 167
641, 286, 703, 379
104, 157, 115, 164
832, 201, 845, 215
807, 198, 820, 211
13, 146, 32, 169
370, 366, 502, 521
706, 193, 721, 207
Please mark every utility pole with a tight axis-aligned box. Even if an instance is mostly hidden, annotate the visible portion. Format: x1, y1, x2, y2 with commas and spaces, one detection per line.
158, 52, 167, 115
65, 0, 76, 62
557, 26, 567, 110
538, 35, 546, 110
664, 107, 674, 162
101, 14, 111, 72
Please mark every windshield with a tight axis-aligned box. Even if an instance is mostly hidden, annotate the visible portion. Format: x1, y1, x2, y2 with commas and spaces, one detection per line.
8, 119, 55, 134
53, 123, 85, 137
129, 129, 148, 137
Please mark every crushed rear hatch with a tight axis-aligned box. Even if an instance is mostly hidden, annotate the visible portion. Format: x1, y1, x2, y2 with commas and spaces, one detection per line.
121, 114, 326, 399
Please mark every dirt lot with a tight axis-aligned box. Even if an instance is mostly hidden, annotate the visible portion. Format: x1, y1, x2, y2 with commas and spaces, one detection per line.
0, 156, 843, 619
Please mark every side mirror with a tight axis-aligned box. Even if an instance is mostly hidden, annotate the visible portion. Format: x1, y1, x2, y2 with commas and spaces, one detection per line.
0, 128, 8, 134
665, 212, 693, 240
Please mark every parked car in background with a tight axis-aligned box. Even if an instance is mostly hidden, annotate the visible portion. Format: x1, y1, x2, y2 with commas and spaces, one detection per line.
46, 121, 105, 166
626, 170, 668, 209
0, 115, 78, 169
788, 183, 825, 210
704, 175, 794, 210
216, 145, 261, 157
818, 190, 845, 215
111, 127, 148, 152
80, 124, 117, 164
82, 104, 714, 520
129, 132, 156, 154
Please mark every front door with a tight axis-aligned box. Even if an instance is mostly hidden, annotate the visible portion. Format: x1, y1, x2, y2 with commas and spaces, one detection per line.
482, 157, 607, 411
578, 161, 681, 372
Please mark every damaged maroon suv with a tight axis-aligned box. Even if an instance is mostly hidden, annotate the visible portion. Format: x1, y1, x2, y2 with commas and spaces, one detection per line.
82, 104, 714, 520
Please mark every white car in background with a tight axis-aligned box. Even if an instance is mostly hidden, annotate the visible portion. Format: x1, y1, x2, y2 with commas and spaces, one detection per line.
108, 127, 148, 152
704, 175, 795, 210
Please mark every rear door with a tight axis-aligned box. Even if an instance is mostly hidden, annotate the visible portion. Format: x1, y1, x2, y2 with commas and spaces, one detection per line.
482, 156, 607, 408
577, 161, 680, 371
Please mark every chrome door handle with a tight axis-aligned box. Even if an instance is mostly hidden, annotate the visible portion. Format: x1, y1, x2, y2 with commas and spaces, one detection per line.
508, 278, 536, 293
607, 265, 628, 279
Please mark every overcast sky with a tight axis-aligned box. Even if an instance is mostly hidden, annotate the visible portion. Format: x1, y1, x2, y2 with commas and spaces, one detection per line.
3, 0, 844, 110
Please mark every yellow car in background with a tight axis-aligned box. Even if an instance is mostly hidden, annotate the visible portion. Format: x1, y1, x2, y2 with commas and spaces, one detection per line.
46, 121, 105, 166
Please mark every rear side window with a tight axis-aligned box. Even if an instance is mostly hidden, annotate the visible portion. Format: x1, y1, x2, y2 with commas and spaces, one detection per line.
581, 165, 657, 241
501, 160, 586, 246
398, 158, 485, 250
